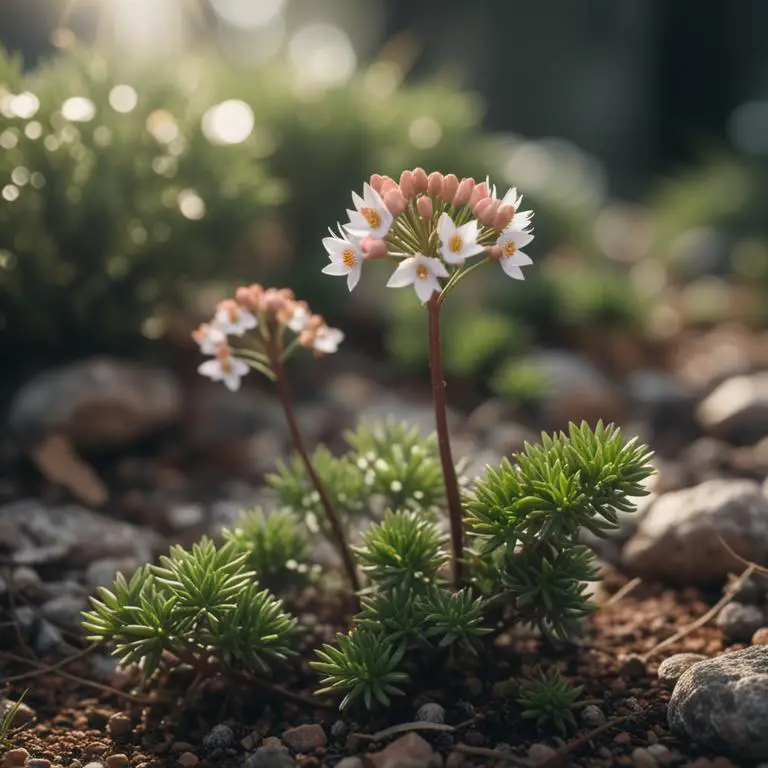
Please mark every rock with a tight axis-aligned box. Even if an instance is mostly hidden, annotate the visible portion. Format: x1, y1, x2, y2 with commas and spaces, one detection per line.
581, 704, 606, 728
329, 720, 348, 739
415, 702, 446, 724
697, 372, 768, 444
485, 420, 537, 457
716, 602, 766, 642
177, 753, 198, 768
34, 619, 70, 656
620, 655, 647, 679
105, 755, 129, 768
623, 479, 768, 584
730, 573, 768, 605
668, 645, 768, 759
83, 763, 103, 768
753, 628, 768, 645
40, 594, 90, 632
360, 396, 459, 440
12, 606, 38, 643
657, 654, 708, 689
0, 500, 161, 567
370, 733, 439, 768
2, 748, 29, 767
25, 761, 51, 768
631, 747, 659, 768
645, 744, 673, 764
107, 713, 133, 738
527, 743, 558, 766
11, 566, 42, 591
8, 357, 182, 450
334, 759, 363, 768
243, 747, 296, 768
0, 699, 35, 726
280, 724, 326, 753
203, 725, 235, 750
85, 559, 141, 591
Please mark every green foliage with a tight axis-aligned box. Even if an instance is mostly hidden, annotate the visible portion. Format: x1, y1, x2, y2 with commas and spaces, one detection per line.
344, 419, 445, 512
357, 587, 428, 648
419, 587, 491, 653
82, 538, 297, 679
517, 669, 583, 735
490, 359, 547, 409
311, 629, 410, 711
466, 422, 653, 639
354, 510, 447, 593
223, 507, 311, 591
0, 692, 27, 752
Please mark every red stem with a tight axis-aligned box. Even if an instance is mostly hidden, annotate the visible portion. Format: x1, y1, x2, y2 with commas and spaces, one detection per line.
269, 345, 362, 601
427, 294, 464, 588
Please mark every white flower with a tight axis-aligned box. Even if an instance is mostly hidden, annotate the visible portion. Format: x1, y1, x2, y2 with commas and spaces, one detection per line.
287, 305, 310, 332
486, 178, 534, 232
198, 353, 249, 392
345, 182, 393, 239
386, 253, 449, 303
437, 212, 485, 265
321, 226, 364, 291
192, 323, 226, 355
496, 229, 534, 280
214, 300, 258, 336
313, 325, 344, 354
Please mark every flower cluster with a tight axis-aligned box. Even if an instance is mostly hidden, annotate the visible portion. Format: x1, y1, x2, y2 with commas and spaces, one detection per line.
322, 170, 534, 303
192, 283, 344, 391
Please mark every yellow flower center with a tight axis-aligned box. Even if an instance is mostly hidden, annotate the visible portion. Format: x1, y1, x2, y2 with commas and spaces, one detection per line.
448, 234, 463, 253
416, 264, 429, 280
342, 248, 357, 268
220, 357, 233, 373
503, 241, 517, 257
360, 206, 382, 230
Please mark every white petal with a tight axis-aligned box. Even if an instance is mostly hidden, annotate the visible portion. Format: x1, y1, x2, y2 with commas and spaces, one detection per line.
351, 190, 365, 208
426, 256, 449, 278
347, 267, 361, 291
437, 212, 455, 243
322, 237, 348, 257
458, 219, 478, 241
231, 358, 250, 376
500, 260, 525, 280
386, 258, 417, 288
198, 359, 222, 380
222, 372, 242, 391
363, 182, 386, 210
414, 275, 439, 303
241, 312, 257, 330
322, 262, 350, 276
460, 241, 486, 260
441, 244, 465, 265
506, 250, 533, 267
498, 229, 534, 249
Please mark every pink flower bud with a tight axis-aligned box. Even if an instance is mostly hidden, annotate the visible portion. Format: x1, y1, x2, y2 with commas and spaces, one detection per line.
493, 204, 516, 231
487, 245, 503, 261
473, 197, 493, 217
380, 176, 398, 196
370, 173, 384, 193
453, 178, 475, 208
468, 182, 489, 208
416, 195, 434, 220
412, 167, 428, 193
399, 170, 415, 199
427, 171, 444, 196
235, 286, 253, 307
441, 174, 459, 203
362, 237, 389, 259
480, 199, 501, 226
384, 188, 406, 214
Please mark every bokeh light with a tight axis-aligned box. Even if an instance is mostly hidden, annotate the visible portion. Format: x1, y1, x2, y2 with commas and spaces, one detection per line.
61, 96, 96, 122
10, 92, 40, 119
177, 189, 206, 220
210, 0, 287, 29
109, 85, 138, 114
202, 100, 254, 145
288, 24, 357, 88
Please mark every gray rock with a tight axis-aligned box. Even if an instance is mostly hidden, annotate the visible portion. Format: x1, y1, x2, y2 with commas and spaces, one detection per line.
657, 653, 708, 689
243, 747, 296, 768
697, 372, 768, 444
34, 619, 72, 655
85, 558, 141, 591
731, 573, 768, 606
631, 747, 659, 768
8, 357, 182, 450
280, 723, 326, 752
716, 602, 766, 643
0, 499, 161, 566
528, 743, 558, 766
11, 566, 42, 591
415, 702, 446, 724
668, 645, 768, 759
369, 733, 438, 768
329, 720, 348, 739
334, 759, 364, 768
581, 704, 606, 728
203, 725, 235, 750
40, 594, 90, 632
12, 605, 38, 643
623, 479, 768, 584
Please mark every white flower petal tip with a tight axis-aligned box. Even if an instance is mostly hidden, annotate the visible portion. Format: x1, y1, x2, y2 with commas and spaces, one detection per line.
192, 323, 227, 355
214, 301, 258, 336
287, 306, 310, 333
385, 253, 447, 304
321, 231, 363, 291
313, 326, 344, 355
345, 183, 393, 239
495, 229, 534, 280
198, 354, 249, 390
437, 212, 484, 265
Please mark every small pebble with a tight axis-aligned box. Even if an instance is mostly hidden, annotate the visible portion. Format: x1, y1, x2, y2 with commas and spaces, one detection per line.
646, 744, 674, 764
631, 747, 659, 768
333, 759, 362, 768
177, 753, 198, 768
3, 749, 29, 767
716, 602, 765, 642
657, 653, 708, 689
262, 738, 284, 750
105, 755, 129, 768
82, 763, 103, 768
581, 704, 606, 728
445, 753, 466, 768
244, 747, 296, 768
85, 745, 108, 756
614, 732, 632, 743
240, 734, 260, 751
2, 700, 36, 727
171, 743, 194, 754
619, 655, 647, 680
203, 725, 234, 750
25, 761, 51, 768
752, 627, 768, 645
107, 714, 132, 739
465, 677, 483, 697
528, 744, 557, 766
281, 724, 326, 753
329, 721, 347, 739
415, 702, 445, 724
463, 730, 485, 747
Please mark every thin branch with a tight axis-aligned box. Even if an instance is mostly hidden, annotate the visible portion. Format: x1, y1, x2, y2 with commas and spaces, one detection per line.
454, 743, 532, 767
540, 714, 631, 768
601, 577, 642, 610
0, 643, 98, 684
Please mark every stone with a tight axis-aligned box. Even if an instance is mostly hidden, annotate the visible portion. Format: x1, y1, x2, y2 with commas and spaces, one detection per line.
527, 743, 558, 766
657, 653, 708, 689
631, 747, 659, 768
668, 645, 768, 759
415, 702, 445, 724
1, 698, 36, 726
203, 725, 235, 750
8, 358, 182, 450
243, 747, 296, 768
370, 733, 439, 768
697, 372, 768, 444
85, 559, 141, 592
11, 566, 42, 591
730, 573, 768, 605
12, 606, 38, 643
334, 759, 363, 768
105, 755, 128, 768
329, 720, 348, 739
581, 704, 606, 728
107, 714, 133, 738
40, 595, 90, 632
34, 619, 73, 656
0, 500, 161, 567
280, 724, 326, 753
716, 602, 766, 643
645, 744, 674, 764
623, 479, 768, 584
3, 750, 29, 767
619, 654, 647, 680
753, 628, 768, 645
25, 761, 51, 768
485, 420, 537, 457
177, 753, 198, 768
